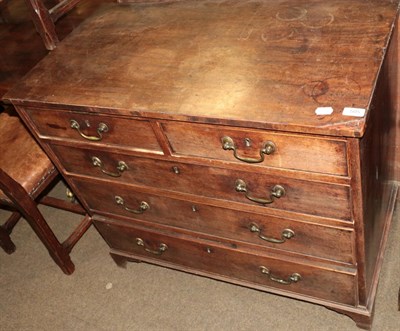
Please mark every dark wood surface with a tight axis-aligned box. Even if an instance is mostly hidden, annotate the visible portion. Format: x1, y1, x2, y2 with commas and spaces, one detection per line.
25, 106, 164, 152
4, 0, 399, 137
0, 0, 107, 99
68, 155, 352, 220
70, 175, 355, 263
4, 1, 400, 330
95, 219, 358, 306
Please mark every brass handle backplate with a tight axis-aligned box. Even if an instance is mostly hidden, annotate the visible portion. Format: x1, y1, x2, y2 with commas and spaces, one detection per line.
92, 156, 128, 177
259, 266, 301, 285
222, 136, 275, 163
136, 237, 168, 255
70, 119, 108, 141
115, 196, 149, 214
249, 223, 294, 244
235, 179, 285, 205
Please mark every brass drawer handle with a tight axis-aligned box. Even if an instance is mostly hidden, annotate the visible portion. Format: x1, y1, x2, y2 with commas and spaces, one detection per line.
249, 223, 294, 244
222, 136, 275, 163
235, 179, 285, 205
115, 196, 149, 214
70, 119, 109, 141
136, 238, 168, 255
259, 266, 302, 285
92, 156, 128, 177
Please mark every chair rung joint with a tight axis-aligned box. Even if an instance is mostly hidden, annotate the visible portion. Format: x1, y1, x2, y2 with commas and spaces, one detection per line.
49, 0, 81, 22
62, 215, 92, 253
39, 196, 86, 215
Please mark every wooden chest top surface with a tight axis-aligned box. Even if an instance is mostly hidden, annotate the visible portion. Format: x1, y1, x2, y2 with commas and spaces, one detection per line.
5, 0, 399, 137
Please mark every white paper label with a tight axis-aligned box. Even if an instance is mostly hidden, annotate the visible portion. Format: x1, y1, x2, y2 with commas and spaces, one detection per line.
342, 107, 366, 117
315, 107, 333, 115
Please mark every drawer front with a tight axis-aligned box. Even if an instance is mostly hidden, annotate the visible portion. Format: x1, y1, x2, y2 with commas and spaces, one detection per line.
25, 107, 163, 153
72, 177, 354, 263
53, 145, 350, 220
95, 220, 357, 305
161, 122, 348, 176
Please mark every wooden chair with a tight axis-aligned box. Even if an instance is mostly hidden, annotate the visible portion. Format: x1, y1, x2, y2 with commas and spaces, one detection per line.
24, 0, 83, 50
0, 108, 91, 274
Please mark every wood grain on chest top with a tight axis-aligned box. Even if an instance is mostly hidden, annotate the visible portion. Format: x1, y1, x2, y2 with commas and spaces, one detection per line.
6, 0, 398, 137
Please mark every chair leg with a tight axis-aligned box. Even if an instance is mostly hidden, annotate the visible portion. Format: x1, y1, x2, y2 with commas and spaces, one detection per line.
3, 211, 22, 232
0, 211, 21, 254
24, 0, 59, 50
0, 169, 74, 274
0, 225, 16, 254
62, 214, 92, 253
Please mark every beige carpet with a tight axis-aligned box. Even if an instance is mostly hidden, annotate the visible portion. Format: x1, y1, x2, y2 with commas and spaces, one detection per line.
1, 182, 399, 331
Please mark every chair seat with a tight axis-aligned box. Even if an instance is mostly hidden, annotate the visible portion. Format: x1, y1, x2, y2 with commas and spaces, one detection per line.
0, 110, 56, 202
0, 108, 91, 274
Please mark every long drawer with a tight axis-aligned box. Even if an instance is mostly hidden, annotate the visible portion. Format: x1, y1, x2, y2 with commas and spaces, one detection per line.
161, 121, 349, 176
25, 107, 163, 153
52, 144, 351, 220
94, 219, 357, 305
71, 177, 355, 263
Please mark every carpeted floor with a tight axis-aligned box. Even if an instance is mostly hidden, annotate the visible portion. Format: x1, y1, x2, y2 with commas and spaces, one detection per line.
1, 182, 399, 331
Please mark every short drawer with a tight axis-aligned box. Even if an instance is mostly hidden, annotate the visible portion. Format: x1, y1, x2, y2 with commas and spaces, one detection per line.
25, 107, 163, 153
72, 177, 354, 263
95, 220, 357, 306
161, 121, 348, 176
62, 148, 351, 221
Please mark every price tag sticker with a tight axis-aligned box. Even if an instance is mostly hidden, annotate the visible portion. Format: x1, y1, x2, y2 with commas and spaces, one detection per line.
315, 107, 334, 115
342, 107, 366, 117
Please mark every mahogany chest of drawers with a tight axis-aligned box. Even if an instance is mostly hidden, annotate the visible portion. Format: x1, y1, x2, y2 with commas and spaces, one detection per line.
5, 1, 399, 329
